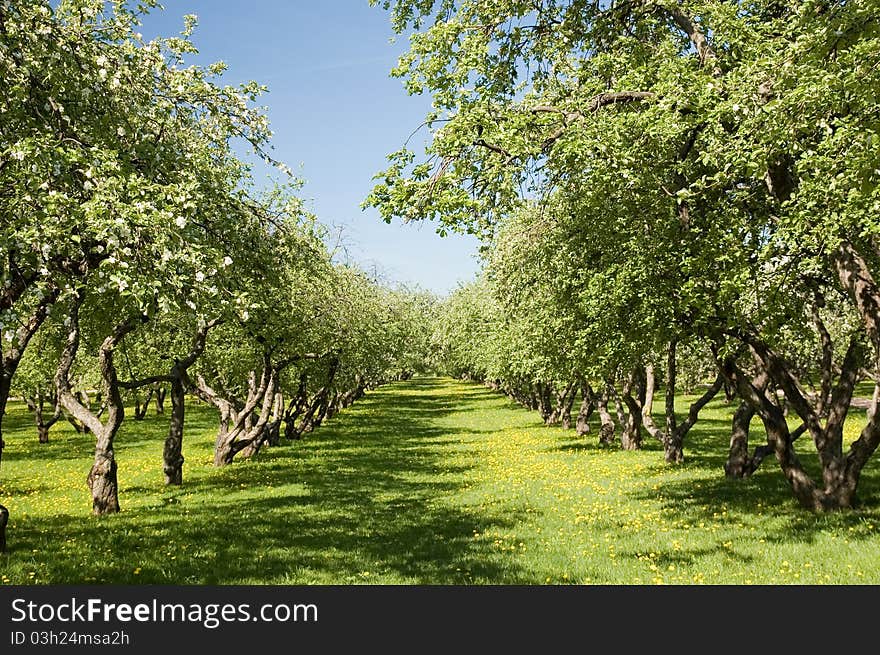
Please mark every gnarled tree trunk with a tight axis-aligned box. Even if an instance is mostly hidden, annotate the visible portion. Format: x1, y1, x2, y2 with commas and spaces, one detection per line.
642, 345, 724, 464
723, 370, 778, 477
24, 388, 61, 444
597, 386, 616, 446
88, 426, 120, 515
55, 295, 143, 515
724, 321, 877, 511
611, 370, 643, 451
575, 380, 595, 436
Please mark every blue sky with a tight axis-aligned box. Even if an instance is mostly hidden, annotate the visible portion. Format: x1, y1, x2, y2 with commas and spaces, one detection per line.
138, 1, 481, 295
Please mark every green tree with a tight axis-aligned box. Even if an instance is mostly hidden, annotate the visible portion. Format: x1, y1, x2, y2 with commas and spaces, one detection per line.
369, 0, 880, 509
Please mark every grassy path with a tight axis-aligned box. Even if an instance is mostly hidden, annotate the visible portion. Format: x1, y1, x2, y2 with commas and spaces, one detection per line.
1, 376, 879, 584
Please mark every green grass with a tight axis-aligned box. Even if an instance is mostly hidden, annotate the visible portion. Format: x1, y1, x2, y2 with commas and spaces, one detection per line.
1, 375, 879, 585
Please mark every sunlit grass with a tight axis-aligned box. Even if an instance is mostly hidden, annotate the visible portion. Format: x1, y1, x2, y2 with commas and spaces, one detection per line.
1, 376, 878, 585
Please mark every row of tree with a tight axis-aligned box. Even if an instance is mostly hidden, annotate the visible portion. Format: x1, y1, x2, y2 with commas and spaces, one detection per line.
0, 0, 433, 554
370, 0, 880, 511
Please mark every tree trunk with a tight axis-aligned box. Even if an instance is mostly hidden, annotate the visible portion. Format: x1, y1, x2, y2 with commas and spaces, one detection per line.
292, 358, 339, 437
723, 333, 874, 511
234, 425, 267, 460
560, 394, 576, 429
661, 348, 682, 462
67, 414, 89, 434
597, 387, 616, 446
665, 342, 678, 438
0, 504, 7, 552
55, 296, 140, 516
239, 386, 284, 459
536, 382, 553, 423
0, 374, 10, 468
212, 405, 236, 466
284, 373, 308, 439
163, 377, 185, 485
212, 364, 278, 464
725, 400, 754, 477
325, 390, 340, 420
87, 427, 120, 515
575, 382, 594, 436
267, 391, 284, 446
613, 371, 643, 451
25, 390, 61, 444
553, 380, 577, 428
155, 385, 166, 415
643, 349, 723, 464
723, 379, 737, 404
339, 375, 366, 409
723, 400, 774, 477
133, 387, 153, 421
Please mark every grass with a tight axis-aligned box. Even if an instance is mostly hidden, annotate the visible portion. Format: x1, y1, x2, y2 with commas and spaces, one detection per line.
0, 375, 879, 585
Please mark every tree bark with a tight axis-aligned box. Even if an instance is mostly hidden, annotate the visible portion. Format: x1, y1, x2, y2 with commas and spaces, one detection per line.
206, 361, 279, 465
554, 380, 577, 428
642, 347, 723, 463
132, 387, 153, 421
613, 370, 643, 451
722, 330, 870, 511
724, 370, 773, 477
25, 388, 61, 444
339, 375, 366, 409
163, 377, 185, 485
55, 294, 143, 515
88, 426, 120, 515
536, 382, 554, 423
0, 504, 7, 552
284, 373, 308, 439
155, 385, 166, 415
575, 380, 595, 436
597, 386, 616, 446
161, 318, 220, 484
723, 399, 776, 477
227, 370, 278, 462
291, 357, 339, 438
665, 342, 678, 437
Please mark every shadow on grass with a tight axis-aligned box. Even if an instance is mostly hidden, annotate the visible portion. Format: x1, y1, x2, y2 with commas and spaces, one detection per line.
629, 449, 880, 549
2, 377, 538, 584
